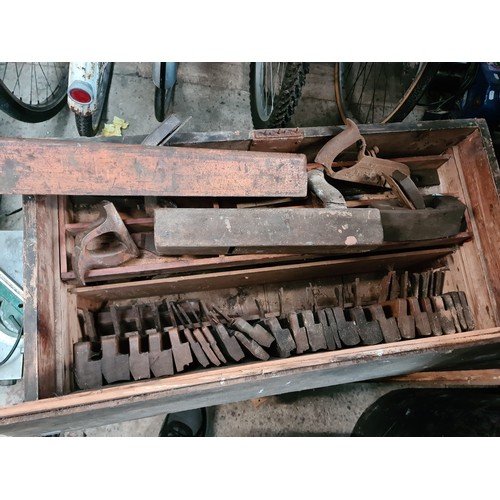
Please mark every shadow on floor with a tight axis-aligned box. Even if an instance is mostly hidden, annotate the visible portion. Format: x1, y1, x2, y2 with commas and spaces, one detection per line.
351, 388, 500, 437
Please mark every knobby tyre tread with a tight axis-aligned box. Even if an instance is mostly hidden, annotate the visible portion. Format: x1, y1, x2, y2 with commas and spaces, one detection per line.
250, 63, 309, 129
75, 114, 93, 137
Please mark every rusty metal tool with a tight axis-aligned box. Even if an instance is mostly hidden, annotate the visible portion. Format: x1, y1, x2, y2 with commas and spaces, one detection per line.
342, 278, 361, 308
456, 291, 475, 330
147, 329, 174, 378
128, 305, 151, 379
185, 301, 227, 365
433, 269, 446, 296
171, 303, 210, 368
420, 271, 431, 299
388, 169, 426, 210
264, 317, 296, 358
446, 292, 469, 331
314, 119, 406, 191
333, 285, 344, 308
300, 310, 327, 351
348, 306, 384, 345
109, 304, 124, 338
313, 119, 420, 213
331, 307, 360, 346
367, 304, 401, 343
166, 301, 194, 372
73, 341, 102, 390
167, 327, 193, 372
420, 297, 443, 336
201, 302, 245, 362
430, 296, 456, 335
388, 271, 400, 300
101, 335, 130, 384
384, 299, 415, 340
72, 200, 140, 285
379, 272, 392, 302
428, 271, 435, 298
334, 153, 412, 189
230, 329, 270, 361
103, 305, 133, 383
407, 297, 432, 337
410, 273, 420, 298
74, 310, 102, 390
151, 301, 165, 335
315, 309, 338, 350
324, 308, 343, 349
229, 317, 275, 348
400, 271, 409, 299
141, 113, 184, 146
127, 333, 151, 381
313, 119, 366, 177
307, 168, 347, 209
432, 270, 441, 296
441, 294, 462, 333
286, 311, 310, 354
131, 304, 146, 335
175, 302, 221, 366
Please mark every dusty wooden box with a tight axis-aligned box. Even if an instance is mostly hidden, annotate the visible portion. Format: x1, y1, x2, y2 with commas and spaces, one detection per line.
0, 118, 499, 436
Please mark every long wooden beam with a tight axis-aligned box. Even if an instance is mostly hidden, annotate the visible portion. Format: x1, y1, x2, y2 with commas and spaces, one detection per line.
153, 207, 384, 255
0, 137, 308, 197
1, 328, 500, 436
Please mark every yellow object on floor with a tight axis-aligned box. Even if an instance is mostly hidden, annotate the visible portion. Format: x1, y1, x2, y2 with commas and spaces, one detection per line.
101, 116, 129, 137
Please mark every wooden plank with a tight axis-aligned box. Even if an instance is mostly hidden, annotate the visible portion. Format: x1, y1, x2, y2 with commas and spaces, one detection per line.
118, 120, 479, 158
153, 207, 384, 255
1, 328, 500, 436
59, 232, 471, 284
22, 196, 61, 400
71, 247, 455, 303
22, 196, 39, 401
330, 154, 451, 171
454, 130, 500, 323
435, 146, 497, 329
38, 195, 62, 399
381, 369, 500, 386
0, 137, 308, 197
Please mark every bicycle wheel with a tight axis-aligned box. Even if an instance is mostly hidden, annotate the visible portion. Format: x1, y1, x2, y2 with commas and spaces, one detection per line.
0, 62, 69, 123
75, 63, 113, 137
249, 62, 309, 129
334, 62, 440, 124
154, 62, 178, 122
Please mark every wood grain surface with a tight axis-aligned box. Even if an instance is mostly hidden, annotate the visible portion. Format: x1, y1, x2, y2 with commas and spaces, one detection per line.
0, 137, 308, 197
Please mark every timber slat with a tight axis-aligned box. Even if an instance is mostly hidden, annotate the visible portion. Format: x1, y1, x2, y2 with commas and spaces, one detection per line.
0, 137, 308, 197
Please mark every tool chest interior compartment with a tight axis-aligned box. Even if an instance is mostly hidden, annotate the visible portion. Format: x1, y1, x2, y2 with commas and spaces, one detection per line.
1, 118, 499, 436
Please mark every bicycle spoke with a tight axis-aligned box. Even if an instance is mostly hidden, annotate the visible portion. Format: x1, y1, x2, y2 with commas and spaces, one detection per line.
30, 62, 34, 105
37, 63, 53, 103
13, 63, 24, 96
366, 63, 384, 123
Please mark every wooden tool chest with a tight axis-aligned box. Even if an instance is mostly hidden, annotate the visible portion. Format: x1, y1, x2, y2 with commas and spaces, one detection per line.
0, 118, 499, 436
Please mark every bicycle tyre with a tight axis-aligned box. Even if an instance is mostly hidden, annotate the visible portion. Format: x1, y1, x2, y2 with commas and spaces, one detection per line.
249, 62, 309, 129
74, 63, 113, 137
334, 62, 440, 124
0, 62, 69, 123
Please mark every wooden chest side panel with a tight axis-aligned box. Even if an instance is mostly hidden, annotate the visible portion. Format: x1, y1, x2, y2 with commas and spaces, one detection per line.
2, 328, 500, 436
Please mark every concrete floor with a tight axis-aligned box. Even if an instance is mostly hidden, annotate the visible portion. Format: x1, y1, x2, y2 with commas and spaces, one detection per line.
0, 62, 422, 436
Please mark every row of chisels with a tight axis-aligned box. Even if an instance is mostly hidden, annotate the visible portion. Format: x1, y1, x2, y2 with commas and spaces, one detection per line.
73, 289, 475, 390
